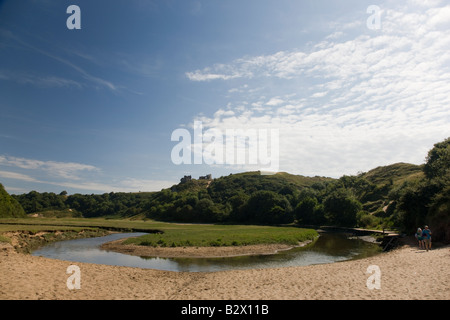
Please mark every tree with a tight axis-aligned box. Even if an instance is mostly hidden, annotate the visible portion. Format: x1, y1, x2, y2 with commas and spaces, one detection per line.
227, 193, 249, 221
0, 184, 26, 218
244, 190, 293, 224
323, 189, 361, 227
427, 175, 450, 243
424, 137, 450, 179
396, 182, 431, 232
195, 198, 219, 222
295, 197, 318, 225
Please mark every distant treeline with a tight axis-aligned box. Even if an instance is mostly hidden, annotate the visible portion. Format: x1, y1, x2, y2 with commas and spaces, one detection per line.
5, 137, 450, 242
12, 190, 154, 218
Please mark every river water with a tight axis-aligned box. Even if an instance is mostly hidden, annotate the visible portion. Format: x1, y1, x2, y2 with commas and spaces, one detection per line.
31, 232, 382, 272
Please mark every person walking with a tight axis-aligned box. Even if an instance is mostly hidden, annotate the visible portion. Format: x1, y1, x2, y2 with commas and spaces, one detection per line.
422, 225, 432, 251
415, 228, 424, 249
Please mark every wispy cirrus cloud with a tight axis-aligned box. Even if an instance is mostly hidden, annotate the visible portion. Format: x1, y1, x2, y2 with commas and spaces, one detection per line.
0, 29, 119, 91
0, 170, 38, 182
0, 70, 83, 89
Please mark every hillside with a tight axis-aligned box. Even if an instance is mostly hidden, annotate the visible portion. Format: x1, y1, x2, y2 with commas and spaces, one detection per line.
362, 162, 424, 186
7, 140, 449, 242
9, 164, 419, 224
207, 171, 333, 200
0, 183, 26, 218
355, 163, 424, 215
144, 165, 427, 226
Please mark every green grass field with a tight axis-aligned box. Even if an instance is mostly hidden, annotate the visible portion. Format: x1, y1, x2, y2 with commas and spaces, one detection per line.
123, 224, 318, 247
0, 217, 318, 248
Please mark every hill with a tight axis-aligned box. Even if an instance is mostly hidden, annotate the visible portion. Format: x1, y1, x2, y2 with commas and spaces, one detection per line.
7, 135, 450, 242
145, 165, 426, 226
8, 164, 419, 225
362, 162, 424, 186
0, 183, 26, 218
207, 171, 333, 200
355, 163, 424, 215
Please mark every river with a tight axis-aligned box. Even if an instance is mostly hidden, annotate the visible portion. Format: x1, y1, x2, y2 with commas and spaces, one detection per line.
31, 231, 382, 272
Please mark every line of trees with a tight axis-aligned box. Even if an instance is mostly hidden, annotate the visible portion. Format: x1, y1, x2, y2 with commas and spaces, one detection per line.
137, 174, 375, 227
10, 175, 365, 226
12, 191, 154, 218
7, 137, 449, 242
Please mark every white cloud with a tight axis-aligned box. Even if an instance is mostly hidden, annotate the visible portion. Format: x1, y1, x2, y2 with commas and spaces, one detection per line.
228, 84, 249, 93
49, 179, 173, 193
186, 5, 450, 84
0, 170, 38, 182
0, 155, 98, 180
184, 2, 450, 177
426, 5, 450, 28
408, 0, 443, 8
116, 178, 176, 192
266, 97, 285, 106
214, 109, 235, 118
325, 31, 345, 40
0, 155, 176, 193
188, 72, 245, 81
310, 91, 327, 98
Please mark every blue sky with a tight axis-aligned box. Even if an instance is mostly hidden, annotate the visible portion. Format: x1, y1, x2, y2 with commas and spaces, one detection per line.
1, 0, 450, 194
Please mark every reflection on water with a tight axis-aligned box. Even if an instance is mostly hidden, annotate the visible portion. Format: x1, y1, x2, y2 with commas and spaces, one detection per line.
32, 232, 382, 272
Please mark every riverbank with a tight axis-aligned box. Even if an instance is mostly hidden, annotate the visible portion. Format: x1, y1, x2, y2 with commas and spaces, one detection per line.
1, 237, 448, 300
1, 228, 110, 253
100, 238, 314, 258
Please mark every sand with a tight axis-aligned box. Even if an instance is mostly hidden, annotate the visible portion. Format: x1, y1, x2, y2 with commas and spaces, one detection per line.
0, 239, 449, 300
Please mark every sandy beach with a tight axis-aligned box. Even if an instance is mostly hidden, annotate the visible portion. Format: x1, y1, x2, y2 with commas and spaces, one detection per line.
0, 237, 449, 300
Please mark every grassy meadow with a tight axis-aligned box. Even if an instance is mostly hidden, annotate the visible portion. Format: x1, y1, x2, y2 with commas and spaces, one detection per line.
122, 224, 318, 247
0, 217, 318, 249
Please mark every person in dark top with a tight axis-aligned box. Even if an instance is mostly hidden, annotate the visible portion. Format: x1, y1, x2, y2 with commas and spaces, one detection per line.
422, 225, 432, 251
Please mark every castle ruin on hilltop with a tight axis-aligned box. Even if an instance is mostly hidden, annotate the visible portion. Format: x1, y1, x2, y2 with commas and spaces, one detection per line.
180, 174, 212, 183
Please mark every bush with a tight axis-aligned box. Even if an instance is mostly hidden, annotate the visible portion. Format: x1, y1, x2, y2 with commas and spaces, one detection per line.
324, 189, 362, 227
209, 239, 222, 247
295, 197, 318, 225
358, 213, 378, 228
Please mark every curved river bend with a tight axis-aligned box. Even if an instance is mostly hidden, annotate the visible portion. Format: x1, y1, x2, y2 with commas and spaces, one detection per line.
32, 232, 382, 272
